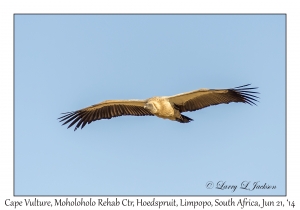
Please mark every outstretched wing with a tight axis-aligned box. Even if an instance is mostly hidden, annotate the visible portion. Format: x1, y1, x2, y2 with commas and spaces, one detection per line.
167, 84, 259, 112
58, 99, 153, 131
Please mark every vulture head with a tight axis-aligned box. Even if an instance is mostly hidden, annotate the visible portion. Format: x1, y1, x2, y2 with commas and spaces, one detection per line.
144, 102, 158, 114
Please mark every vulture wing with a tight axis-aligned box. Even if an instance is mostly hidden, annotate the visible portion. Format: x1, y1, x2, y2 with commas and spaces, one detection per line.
167, 84, 259, 112
58, 99, 153, 131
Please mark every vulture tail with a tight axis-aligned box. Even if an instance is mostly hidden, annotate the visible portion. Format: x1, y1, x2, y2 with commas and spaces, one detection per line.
176, 114, 193, 123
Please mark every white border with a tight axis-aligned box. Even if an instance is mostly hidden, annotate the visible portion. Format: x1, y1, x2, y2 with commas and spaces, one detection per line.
1, 0, 298, 209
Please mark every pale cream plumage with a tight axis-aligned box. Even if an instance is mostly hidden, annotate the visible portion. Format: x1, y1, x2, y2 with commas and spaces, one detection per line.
59, 84, 259, 131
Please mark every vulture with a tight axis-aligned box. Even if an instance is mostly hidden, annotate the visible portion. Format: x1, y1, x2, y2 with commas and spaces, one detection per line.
59, 84, 259, 131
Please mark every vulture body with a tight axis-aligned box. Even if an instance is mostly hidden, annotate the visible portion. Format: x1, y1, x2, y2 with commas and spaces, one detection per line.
59, 84, 259, 131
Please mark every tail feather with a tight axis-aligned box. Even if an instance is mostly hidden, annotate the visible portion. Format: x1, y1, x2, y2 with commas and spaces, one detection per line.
176, 114, 193, 123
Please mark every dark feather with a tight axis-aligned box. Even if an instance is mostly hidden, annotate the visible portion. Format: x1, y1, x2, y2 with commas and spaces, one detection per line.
175, 84, 259, 112
59, 104, 153, 131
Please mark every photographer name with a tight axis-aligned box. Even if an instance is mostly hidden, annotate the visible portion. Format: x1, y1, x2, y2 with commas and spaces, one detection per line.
216, 181, 276, 192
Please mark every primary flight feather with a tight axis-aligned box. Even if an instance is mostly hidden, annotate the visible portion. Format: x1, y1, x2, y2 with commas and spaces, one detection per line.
59, 84, 259, 131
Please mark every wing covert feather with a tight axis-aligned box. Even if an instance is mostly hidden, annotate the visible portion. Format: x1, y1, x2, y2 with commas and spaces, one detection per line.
168, 84, 259, 112
58, 99, 153, 131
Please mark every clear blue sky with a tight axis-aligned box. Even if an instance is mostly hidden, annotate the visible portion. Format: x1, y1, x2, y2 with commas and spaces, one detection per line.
15, 14, 285, 196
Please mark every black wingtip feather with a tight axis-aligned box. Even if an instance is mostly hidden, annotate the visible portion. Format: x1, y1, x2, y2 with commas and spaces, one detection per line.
232, 84, 260, 106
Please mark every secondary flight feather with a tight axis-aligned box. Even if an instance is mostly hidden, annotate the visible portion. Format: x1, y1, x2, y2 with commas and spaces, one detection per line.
59, 84, 259, 131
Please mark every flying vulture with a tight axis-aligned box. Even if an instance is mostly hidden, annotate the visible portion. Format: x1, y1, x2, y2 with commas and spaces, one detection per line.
59, 84, 259, 131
